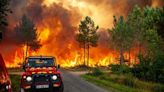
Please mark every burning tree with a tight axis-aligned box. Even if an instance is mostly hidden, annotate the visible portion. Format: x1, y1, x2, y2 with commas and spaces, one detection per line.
109, 16, 134, 65
14, 15, 41, 58
76, 16, 99, 66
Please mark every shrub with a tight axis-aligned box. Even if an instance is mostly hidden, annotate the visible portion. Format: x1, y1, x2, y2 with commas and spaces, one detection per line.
131, 54, 164, 83
10, 75, 21, 92
92, 68, 103, 76
109, 64, 131, 74
123, 75, 136, 87
152, 84, 164, 92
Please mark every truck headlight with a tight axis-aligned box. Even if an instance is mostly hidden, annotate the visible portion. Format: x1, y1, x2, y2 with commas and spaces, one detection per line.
52, 75, 57, 80
26, 76, 32, 82
6, 85, 9, 89
6, 85, 11, 90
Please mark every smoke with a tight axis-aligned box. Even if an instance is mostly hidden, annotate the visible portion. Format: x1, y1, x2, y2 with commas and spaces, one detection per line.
0, 0, 163, 66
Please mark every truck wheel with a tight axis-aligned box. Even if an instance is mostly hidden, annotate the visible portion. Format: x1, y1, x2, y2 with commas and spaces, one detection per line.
20, 88, 26, 92
52, 83, 64, 92
20, 88, 24, 92
59, 82, 64, 92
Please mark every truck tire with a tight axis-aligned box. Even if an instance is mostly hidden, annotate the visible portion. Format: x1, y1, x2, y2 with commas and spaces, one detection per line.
52, 82, 64, 92
59, 82, 64, 92
20, 88, 25, 92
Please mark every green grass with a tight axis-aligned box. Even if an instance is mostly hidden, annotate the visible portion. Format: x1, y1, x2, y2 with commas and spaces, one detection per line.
10, 74, 21, 92
82, 74, 164, 92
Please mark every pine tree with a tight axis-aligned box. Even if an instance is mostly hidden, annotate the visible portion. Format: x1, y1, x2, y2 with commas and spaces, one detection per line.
76, 16, 99, 66
14, 15, 41, 58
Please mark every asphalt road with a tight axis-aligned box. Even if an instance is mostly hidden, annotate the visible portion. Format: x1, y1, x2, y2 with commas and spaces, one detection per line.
61, 70, 109, 92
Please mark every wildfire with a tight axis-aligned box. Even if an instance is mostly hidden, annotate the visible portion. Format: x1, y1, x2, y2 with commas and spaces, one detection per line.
43, 0, 56, 7
1, 0, 162, 68
38, 28, 50, 43
6, 46, 25, 68
151, 0, 162, 7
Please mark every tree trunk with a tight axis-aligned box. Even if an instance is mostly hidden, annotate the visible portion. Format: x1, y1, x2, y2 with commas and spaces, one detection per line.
129, 50, 131, 66
120, 48, 124, 65
25, 44, 28, 59
87, 44, 90, 66
83, 41, 86, 66
139, 42, 142, 55
23, 48, 25, 61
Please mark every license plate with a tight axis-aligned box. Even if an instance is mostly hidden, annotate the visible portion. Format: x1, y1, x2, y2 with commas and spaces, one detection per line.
36, 85, 49, 89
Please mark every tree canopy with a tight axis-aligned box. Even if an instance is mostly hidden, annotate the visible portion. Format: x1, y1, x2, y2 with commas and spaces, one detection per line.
109, 16, 134, 64
127, 5, 163, 57
109, 5, 164, 83
0, 0, 11, 26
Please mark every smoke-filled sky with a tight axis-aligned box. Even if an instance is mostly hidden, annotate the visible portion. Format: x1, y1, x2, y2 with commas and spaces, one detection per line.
9, 0, 164, 28
0, 0, 164, 67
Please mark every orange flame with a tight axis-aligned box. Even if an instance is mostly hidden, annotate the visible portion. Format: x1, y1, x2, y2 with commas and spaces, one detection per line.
5, 21, 139, 68
5, 0, 154, 68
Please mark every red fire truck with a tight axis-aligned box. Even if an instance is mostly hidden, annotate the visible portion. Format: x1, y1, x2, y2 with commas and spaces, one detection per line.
0, 54, 12, 92
20, 56, 64, 92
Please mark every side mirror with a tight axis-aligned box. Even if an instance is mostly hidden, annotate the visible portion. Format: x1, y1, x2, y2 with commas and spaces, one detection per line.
57, 64, 60, 69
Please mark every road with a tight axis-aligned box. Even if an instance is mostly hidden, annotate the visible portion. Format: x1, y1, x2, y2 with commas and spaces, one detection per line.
9, 70, 109, 92
61, 70, 108, 92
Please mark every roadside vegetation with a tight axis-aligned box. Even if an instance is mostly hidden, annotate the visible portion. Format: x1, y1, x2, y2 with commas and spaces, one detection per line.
82, 68, 164, 92
10, 74, 21, 92
107, 5, 164, 84
82, 5, 164, 92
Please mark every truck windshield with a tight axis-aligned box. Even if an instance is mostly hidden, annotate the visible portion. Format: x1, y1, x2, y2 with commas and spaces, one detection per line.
27, 58, 55, 67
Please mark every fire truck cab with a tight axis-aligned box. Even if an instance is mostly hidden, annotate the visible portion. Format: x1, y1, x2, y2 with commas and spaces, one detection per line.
20, 56, 64, 92
0, 54, 12, 92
